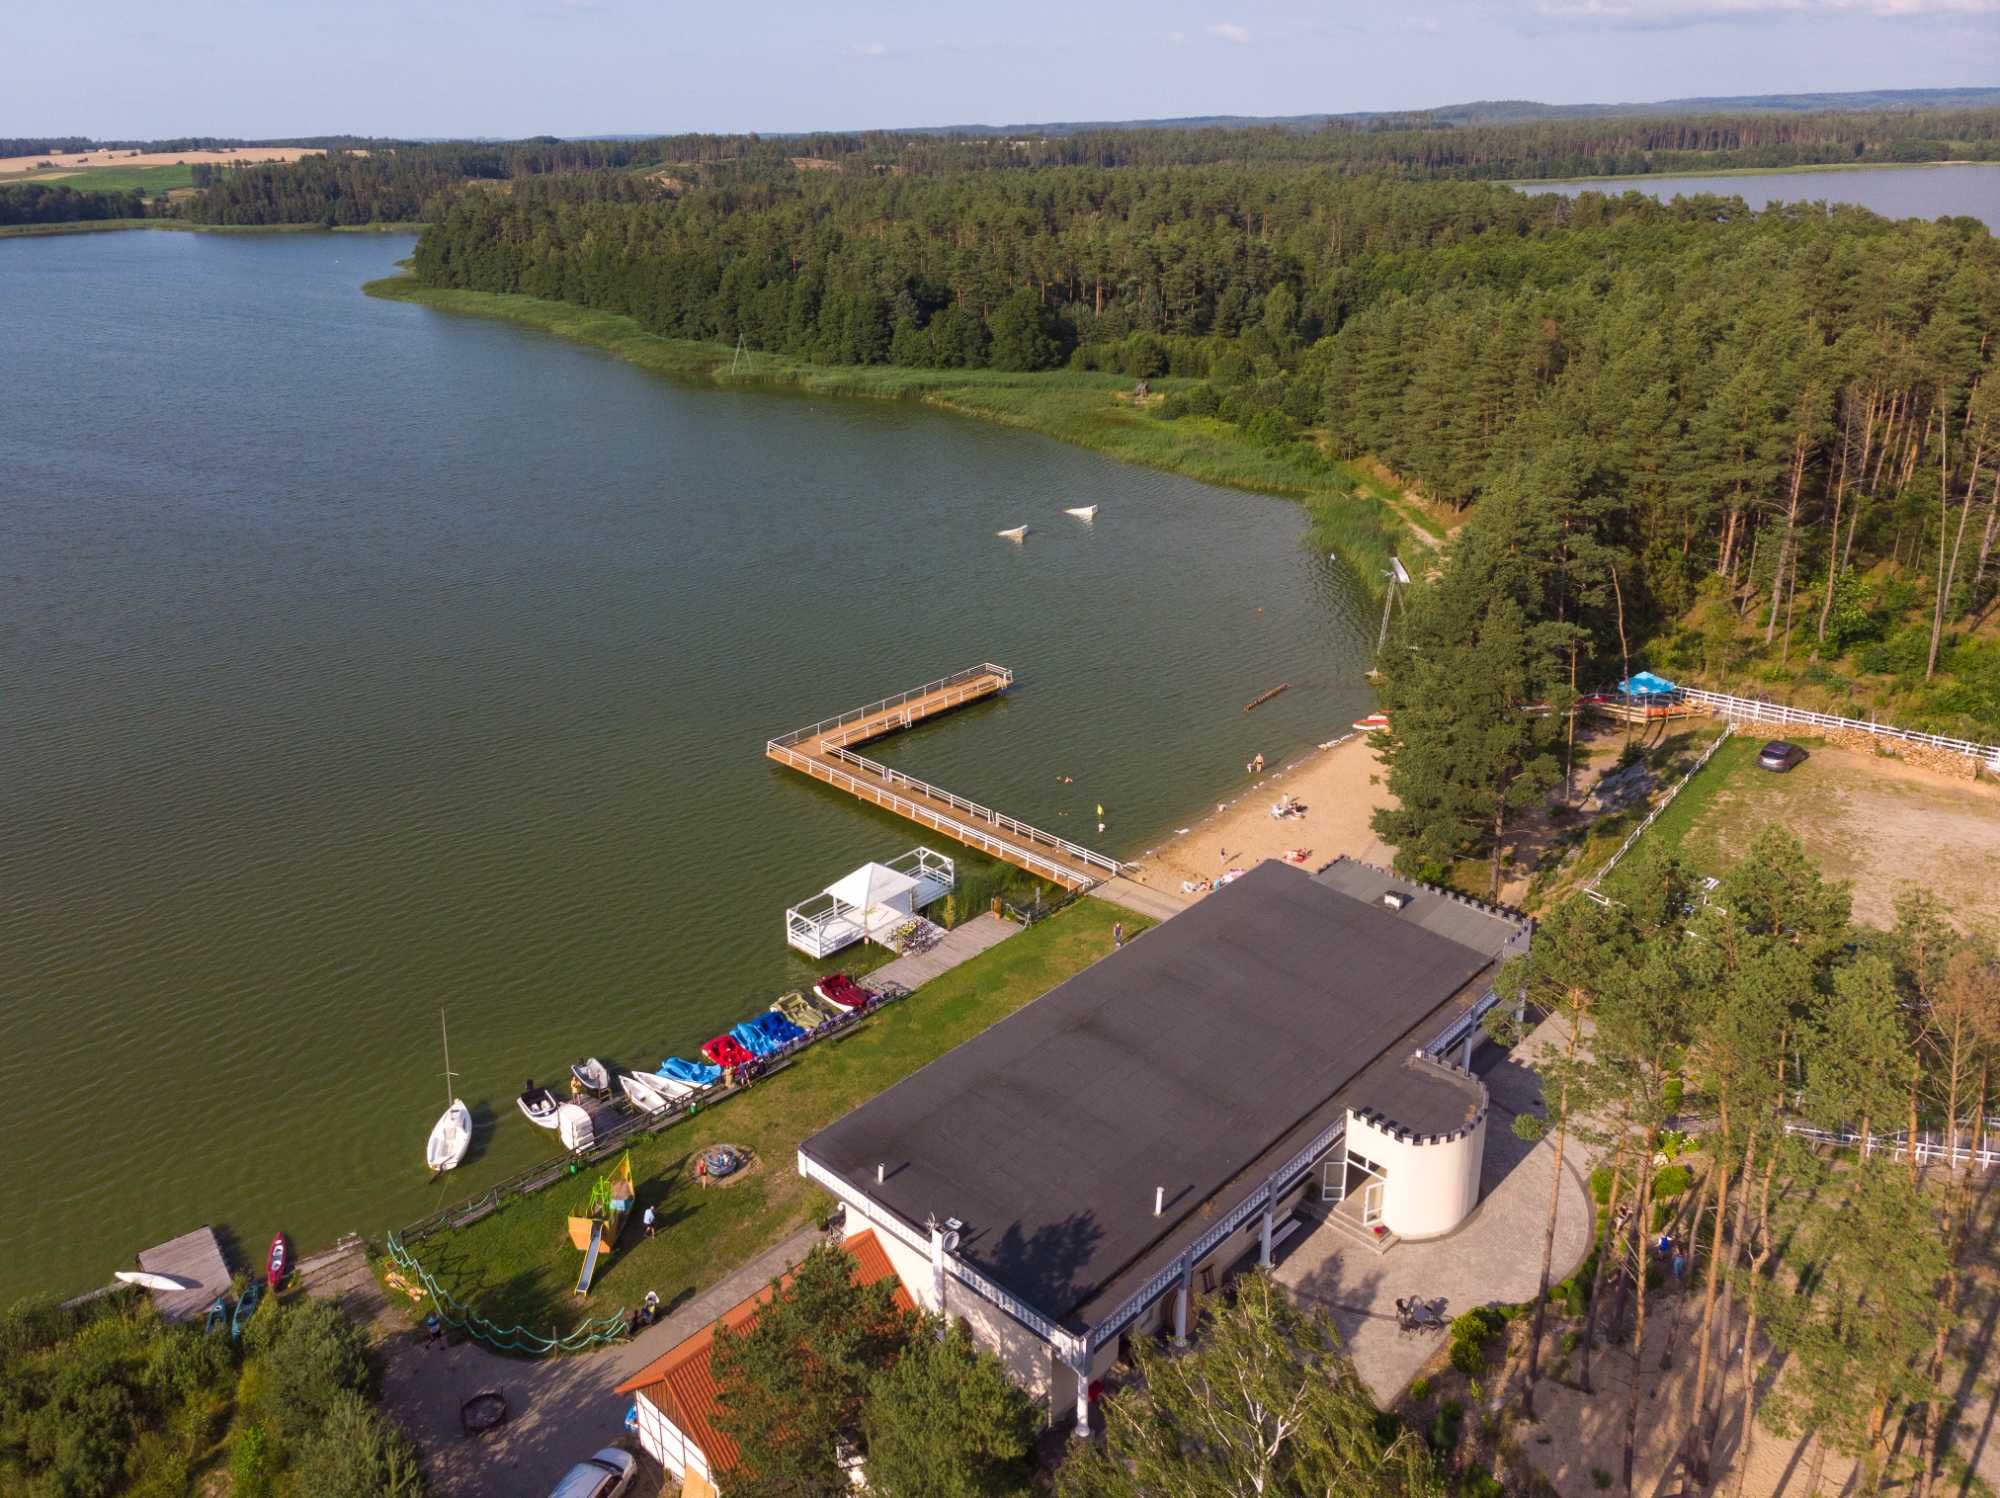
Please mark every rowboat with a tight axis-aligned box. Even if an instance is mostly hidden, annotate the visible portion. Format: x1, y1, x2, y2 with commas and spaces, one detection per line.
996, 525, 1028, 541
266, 1232, 289, 1291
518, 1084, 562, 1127
619, 1071, 692, 1114
570, 1057, 612, 1096
1064, 505, 1098, 520
115, 1270, 195, 1292
427, 1098, 473, 1173
231, 1279, 262, 1341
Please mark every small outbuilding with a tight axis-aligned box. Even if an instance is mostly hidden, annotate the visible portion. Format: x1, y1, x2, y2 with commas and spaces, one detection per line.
617, 1230, 913, 1496
784, 847, 954, 957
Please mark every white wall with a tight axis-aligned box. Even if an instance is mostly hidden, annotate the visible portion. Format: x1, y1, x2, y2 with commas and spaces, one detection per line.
1346, 1109, 1485, 1239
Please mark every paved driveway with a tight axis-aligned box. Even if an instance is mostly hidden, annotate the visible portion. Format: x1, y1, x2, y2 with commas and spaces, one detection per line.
1271, 1033, 1595, 1404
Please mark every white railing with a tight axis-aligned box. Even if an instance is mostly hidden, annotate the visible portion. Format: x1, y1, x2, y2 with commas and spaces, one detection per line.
1583, 724, 1734, 902
821, 744, 1125, 878
767, 743, 1119, 888
1785, 1122, 2000, 1171
1676, 687, 2000, 767
1085, 1118, 1348, 1354
769, 664, 1014, 752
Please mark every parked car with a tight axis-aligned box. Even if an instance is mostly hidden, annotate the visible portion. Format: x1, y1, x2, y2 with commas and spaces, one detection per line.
548, 1447, 637, 1498
1757, 740, 1807, 772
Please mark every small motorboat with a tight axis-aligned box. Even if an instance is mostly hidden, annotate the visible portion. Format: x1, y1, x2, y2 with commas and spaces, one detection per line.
1064, 505, 1098, 521
660, 1055, 722, 1087
427, 1097, 473, 1173
556, 1102, 595, 1152
231, 1279, 262, 1341
266, 1232, 289, 1291
570, 1058, 612, 1096
1353, 712, 1390, 733
996, 525, 1029, 542
518, 1083, 562, 1128
115, 1270, 196, 1292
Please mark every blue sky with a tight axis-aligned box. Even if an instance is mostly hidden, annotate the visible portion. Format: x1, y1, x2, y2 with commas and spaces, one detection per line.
12, 0, 1999, 139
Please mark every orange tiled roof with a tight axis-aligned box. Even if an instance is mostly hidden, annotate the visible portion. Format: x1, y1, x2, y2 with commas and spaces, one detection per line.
616, 1230, 913, 1476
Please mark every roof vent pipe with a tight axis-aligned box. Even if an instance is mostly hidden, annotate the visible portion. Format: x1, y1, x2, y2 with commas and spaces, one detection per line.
1154, 1186, 1164, 1217
877, 1164, 885, 1184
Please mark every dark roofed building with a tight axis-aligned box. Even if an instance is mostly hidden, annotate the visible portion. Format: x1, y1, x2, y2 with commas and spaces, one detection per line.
798, 860, 1530, 1433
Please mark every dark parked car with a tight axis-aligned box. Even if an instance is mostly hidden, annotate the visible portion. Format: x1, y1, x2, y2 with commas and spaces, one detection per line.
1757, 740, 1807, 772
548, 1448, 637, 1498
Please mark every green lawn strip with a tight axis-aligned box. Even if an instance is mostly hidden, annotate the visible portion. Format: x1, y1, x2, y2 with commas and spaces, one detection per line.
392, 901, 1148, 1337
1595, 733, 1818, 893
360, 277, 1410, 573
30, 163, 196, 194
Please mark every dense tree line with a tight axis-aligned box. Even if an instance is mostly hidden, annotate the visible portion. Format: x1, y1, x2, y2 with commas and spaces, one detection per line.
1491, 841, 1999, 1494
0, 182, 147, 225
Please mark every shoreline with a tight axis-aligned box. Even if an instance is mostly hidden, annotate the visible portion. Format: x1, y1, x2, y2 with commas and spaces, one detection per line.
1504, 157, 1989, 188
0, 218, 427, 240
360, 274, 1411, 583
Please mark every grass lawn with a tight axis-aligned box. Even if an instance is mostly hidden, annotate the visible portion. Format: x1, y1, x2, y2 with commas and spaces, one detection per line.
360, 276, 1412, 582
1595, 731, 1816, 895
28, 163, 196, 194
393, 900, 1148, 1336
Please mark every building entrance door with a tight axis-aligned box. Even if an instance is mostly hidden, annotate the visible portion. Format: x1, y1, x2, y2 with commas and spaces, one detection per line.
1360, 1178, 1385, 1227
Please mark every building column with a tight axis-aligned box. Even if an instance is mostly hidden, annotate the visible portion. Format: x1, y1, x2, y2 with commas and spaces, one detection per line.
1067, 1349, 1092, 1438
1258, 1203, 1274, 1269
1460, 1031, 1477, 1070
1171, 1265, 1190, 1347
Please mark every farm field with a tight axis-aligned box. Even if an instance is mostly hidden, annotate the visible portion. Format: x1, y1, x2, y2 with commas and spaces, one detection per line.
3, 163, 195, 194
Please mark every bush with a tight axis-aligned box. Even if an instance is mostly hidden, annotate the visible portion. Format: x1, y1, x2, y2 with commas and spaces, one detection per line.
291, 1390, 427, 1497
1652, 1164, 1692, 1200
230, 1423, 277, 1498
1592, 1467, 1614, 1489
254, 1300, 374, 1439
1408, 1375, 1431, 1401
1459, 1462, 1505, 1498
1449, 1337, 1487, 1376
1429, 1400, 1464, 1452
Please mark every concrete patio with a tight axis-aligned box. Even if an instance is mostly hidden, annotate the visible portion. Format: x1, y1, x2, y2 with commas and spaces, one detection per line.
1270, 1033, 1595, 1404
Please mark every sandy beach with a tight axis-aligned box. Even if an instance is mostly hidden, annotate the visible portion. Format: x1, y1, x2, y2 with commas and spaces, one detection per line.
1125, 732, 1396, 896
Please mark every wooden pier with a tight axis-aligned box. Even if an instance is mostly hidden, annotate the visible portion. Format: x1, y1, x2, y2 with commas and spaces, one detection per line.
765, 664, 1123, 890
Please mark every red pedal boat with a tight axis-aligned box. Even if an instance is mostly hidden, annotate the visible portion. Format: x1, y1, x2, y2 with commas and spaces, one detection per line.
266, 1232, 289, 1291
701, 1034, 754, 1068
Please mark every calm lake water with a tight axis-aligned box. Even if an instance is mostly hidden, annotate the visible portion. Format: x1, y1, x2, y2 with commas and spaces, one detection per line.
1519, 162, 2000, 232
0, 231, 1373, 1301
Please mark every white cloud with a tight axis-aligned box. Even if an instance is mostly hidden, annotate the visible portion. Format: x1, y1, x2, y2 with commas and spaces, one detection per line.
1208, 21, 1252, 41
848, 40, 889, 56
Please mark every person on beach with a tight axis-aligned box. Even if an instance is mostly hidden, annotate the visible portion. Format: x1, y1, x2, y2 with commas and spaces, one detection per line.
1252, 752, 1265, 774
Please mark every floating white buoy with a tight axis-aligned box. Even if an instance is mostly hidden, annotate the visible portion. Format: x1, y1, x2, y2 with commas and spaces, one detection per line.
997, 525, 1029, 542
1065, 505, 1098, 521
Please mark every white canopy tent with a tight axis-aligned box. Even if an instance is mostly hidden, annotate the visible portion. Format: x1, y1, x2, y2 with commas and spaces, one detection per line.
786, 848, 955, 958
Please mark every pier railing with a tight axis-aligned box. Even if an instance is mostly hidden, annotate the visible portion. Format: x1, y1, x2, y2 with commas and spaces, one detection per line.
818, 744, 1124, 880
768, 664, 1014, 752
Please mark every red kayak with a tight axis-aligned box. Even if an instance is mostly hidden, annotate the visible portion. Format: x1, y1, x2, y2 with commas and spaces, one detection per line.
267, 1232, 289, 1291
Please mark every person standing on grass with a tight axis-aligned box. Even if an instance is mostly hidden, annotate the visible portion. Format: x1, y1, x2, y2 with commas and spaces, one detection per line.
1113, 921, 1123, 949
643, 1203, 656, 1238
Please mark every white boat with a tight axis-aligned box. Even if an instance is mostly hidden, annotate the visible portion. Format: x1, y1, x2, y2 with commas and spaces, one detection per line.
518, 1084, 562, 1127
1064, 505, 1098, 521
618, 1071, 692, 1114
570, 1057, 611, 1095
115, 1270, 196, 1292
556, 1102, 595, 1152
427, 1098, 473, 1173
996, 525, 1029, 541
425, 1013, 470, 1172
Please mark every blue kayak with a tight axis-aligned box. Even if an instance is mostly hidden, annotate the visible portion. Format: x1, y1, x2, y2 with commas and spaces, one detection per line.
660, 1056, 722, 1086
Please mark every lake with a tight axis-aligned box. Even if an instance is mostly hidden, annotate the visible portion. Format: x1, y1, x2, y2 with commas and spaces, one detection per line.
1517, 161, 2000, 232
0, 231, 1373, 1302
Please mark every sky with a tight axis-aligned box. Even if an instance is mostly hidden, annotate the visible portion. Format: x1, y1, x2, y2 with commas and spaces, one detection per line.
9, 0, 1999, 139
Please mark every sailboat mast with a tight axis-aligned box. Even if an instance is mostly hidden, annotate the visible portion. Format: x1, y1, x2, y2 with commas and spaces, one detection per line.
440, 1011, 457, 1107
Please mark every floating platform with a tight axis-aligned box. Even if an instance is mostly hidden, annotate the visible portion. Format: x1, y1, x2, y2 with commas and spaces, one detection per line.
765, 664, 1122, 890
135, 1226, 232, 1323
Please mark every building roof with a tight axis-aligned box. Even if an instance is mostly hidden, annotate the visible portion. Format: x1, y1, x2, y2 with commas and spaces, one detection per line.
616, 1230, 912, 1476
1310, 858, 1531, 962
801, 861, 1494, 1332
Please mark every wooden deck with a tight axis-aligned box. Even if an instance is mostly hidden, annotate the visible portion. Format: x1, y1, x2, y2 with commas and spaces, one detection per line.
136, 1225, 232, 1323
766, 664, 1123, 891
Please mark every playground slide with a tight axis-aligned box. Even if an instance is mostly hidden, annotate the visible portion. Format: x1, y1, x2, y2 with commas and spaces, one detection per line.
575, 1220, 605, 1296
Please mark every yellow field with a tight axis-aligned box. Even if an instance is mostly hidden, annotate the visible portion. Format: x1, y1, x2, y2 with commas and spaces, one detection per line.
0, 146, 328, 178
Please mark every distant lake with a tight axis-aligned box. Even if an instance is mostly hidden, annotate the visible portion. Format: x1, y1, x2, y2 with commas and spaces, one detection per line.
1516, 162, 2000, 232
0, 230, 1374, 1303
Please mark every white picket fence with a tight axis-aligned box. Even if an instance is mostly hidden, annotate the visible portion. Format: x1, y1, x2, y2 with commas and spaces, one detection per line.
1676, 686, 2000, 769
1785, 1122, 2000, 1172
1583, 724, 1735, 901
